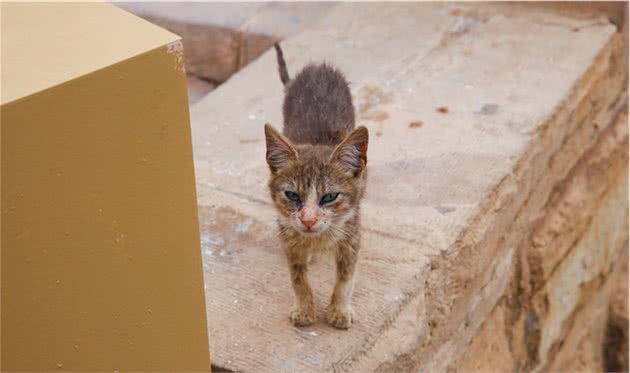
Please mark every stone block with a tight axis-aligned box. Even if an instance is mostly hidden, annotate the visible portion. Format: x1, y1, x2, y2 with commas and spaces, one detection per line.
457, 299, 515, 373
189, 2, 624, 371
115, 2, 336, 83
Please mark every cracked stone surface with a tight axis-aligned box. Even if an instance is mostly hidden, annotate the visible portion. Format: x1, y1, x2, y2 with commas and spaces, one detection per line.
188, 3, 626, 372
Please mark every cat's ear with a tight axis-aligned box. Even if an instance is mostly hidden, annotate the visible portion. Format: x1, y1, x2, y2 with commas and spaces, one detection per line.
264, 123, 298, 173
330, 126, 369, 177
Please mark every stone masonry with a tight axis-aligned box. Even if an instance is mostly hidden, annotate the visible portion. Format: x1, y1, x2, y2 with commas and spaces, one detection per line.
185, 3, 627, 372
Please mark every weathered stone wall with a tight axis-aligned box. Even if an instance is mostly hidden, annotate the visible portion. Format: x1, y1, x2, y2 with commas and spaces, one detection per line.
458, 112, 628, 372
607, 254, 629, 372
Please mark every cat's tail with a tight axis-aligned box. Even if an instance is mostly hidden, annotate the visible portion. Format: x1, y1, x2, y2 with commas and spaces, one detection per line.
274, 42, 290, 86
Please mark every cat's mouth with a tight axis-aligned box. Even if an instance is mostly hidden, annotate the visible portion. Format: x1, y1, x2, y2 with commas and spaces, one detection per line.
297, 225, 325, 236
300, 228, 322, 236
286, 216, 327, 236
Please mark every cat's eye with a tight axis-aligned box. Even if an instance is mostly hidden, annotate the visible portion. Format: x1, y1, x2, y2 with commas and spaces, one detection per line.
284, 191, 301, 202
320, 192, 339, 204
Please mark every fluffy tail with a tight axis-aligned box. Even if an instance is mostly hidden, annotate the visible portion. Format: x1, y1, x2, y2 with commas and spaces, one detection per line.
274, 43, 290, 85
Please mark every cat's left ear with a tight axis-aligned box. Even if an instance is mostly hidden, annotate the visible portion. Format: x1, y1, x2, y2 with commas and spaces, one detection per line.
330, 126, 369, 177
264, 123, 298, 173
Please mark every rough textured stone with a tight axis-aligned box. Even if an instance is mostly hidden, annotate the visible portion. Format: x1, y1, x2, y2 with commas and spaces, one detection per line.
457, 299, 515, 373
456, 110, 628, 373
114, 2, 335, 82
544, 249, 623, 373
506, 110, 628, 371
188, 3, 626, 371
526, 70, 628, 291
536, 172, 628, 370
605, 251, 629, 373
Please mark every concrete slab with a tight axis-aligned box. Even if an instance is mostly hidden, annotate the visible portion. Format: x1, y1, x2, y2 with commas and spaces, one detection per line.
189, 3, 619, 371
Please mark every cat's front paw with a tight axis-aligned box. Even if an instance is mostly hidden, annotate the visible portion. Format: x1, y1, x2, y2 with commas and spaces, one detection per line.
326, 304, 353, 329
290, 304, 317, 327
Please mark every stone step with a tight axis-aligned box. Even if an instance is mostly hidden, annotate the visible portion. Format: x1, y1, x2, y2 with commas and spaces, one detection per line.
114, 2, 335, 83
188, 3, 625, 372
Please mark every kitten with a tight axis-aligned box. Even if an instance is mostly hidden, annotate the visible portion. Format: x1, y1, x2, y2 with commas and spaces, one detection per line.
264, 43, 368, 329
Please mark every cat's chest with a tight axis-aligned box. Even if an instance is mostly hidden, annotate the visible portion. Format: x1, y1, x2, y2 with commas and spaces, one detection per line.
292, 233, 338, 254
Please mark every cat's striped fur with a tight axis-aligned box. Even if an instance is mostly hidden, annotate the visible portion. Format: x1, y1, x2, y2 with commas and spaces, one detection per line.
264, 43, 368, 329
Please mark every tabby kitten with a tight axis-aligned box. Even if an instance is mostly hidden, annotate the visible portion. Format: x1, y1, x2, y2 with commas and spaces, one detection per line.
264, 43, 368, 329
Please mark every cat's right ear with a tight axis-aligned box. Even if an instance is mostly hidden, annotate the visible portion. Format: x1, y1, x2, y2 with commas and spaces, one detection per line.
264, 124, 298, 173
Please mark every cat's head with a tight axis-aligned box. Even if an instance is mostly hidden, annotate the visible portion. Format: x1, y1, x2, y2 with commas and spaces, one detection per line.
264, 124, 368, 238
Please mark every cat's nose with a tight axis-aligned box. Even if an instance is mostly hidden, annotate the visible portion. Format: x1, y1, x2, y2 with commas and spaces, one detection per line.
299, 206, 319, 230
300, 217, 317, 229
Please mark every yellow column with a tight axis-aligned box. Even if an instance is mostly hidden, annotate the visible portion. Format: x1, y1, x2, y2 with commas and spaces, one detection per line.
1, 3, 209, 371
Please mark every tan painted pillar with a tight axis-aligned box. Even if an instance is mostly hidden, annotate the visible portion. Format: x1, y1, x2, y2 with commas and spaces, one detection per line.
1, 3, 210, 371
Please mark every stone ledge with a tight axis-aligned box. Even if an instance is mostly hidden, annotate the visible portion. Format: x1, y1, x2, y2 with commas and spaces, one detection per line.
189, 3, 625, 371
114, 2, 335, 83
125, 14, 276, 83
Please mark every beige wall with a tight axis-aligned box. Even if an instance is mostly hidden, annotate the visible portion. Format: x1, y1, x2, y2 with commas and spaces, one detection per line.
1, 3, 209, 372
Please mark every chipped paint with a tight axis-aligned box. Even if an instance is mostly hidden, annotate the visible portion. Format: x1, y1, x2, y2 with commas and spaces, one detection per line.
166, 39, 185, 73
